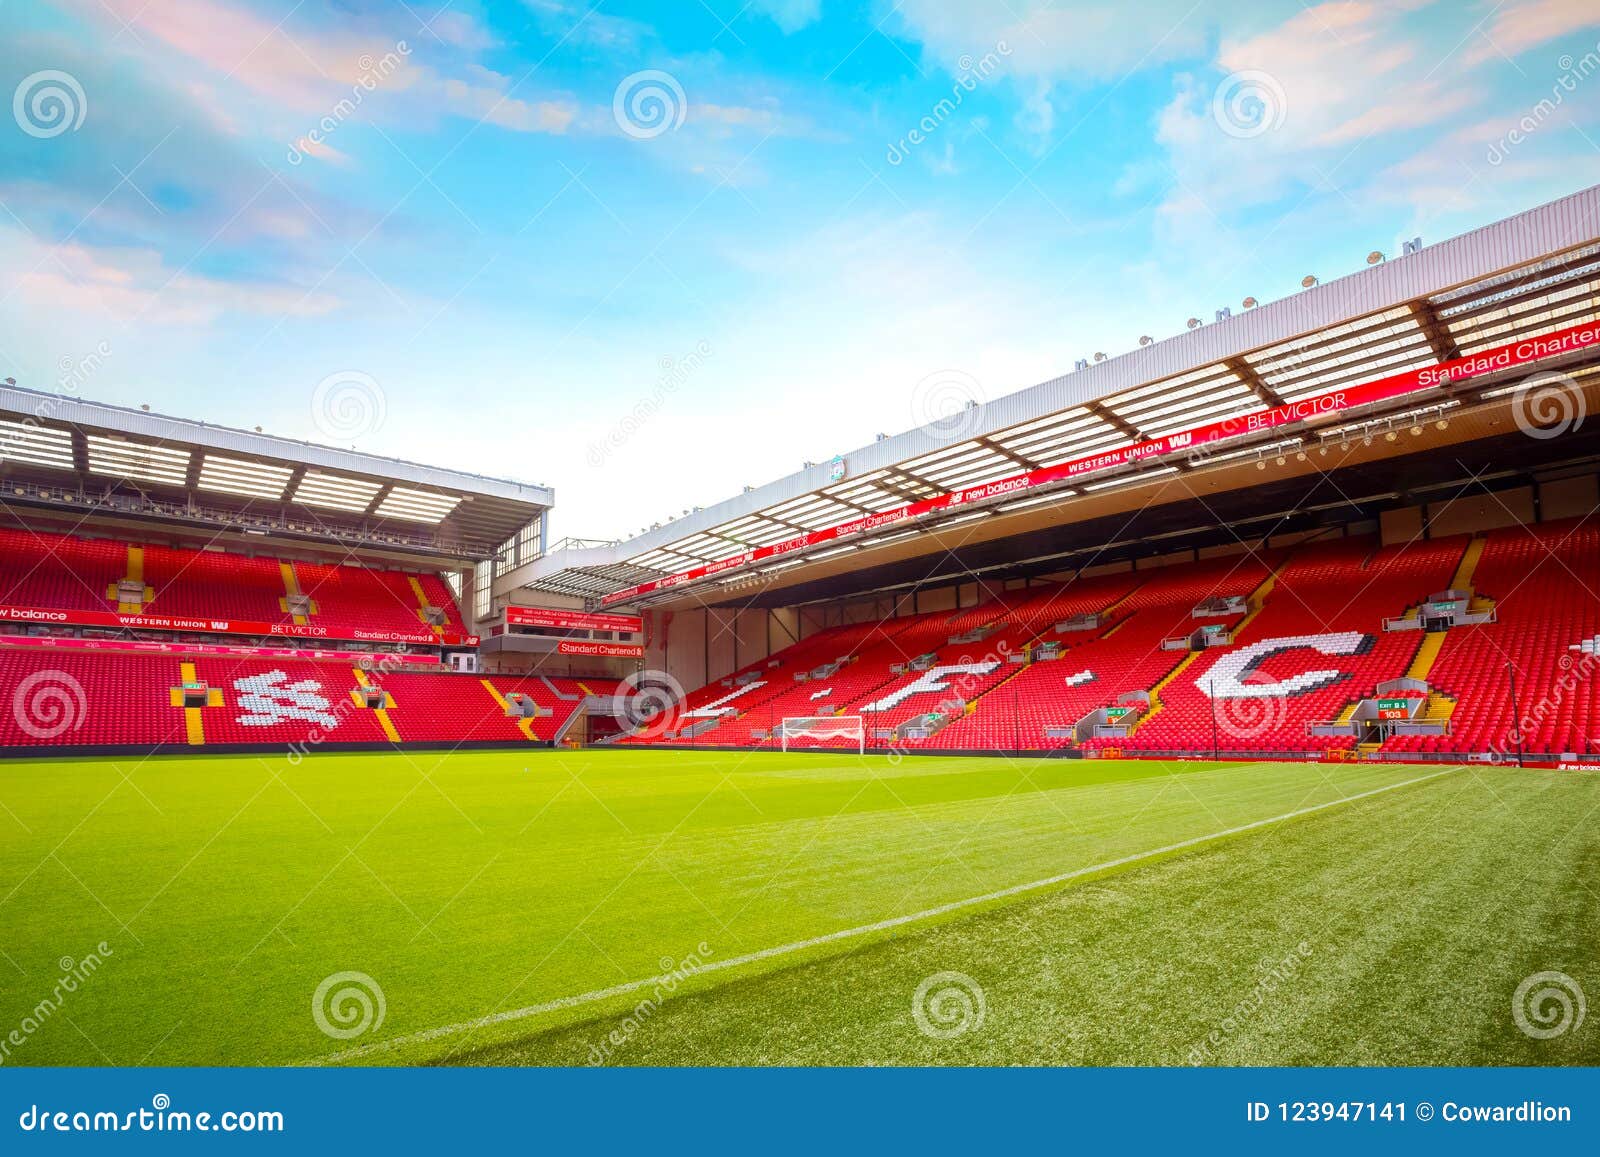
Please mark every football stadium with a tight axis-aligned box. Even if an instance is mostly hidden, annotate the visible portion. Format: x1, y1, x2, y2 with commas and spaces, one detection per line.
10, 11, 1600, 1147
3, 181, 1599, 1076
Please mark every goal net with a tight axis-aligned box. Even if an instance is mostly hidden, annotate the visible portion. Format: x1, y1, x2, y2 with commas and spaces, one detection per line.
779, 715, 865, 753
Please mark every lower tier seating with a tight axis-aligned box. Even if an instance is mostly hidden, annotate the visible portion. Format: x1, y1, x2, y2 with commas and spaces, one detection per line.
621, 524, 1593, 760
0, 648, 606, 750
3, 522, 1593, 760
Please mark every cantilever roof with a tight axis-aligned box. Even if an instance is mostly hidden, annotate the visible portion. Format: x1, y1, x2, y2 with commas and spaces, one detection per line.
0, 385, 552, 554
520, 182, 1600, 606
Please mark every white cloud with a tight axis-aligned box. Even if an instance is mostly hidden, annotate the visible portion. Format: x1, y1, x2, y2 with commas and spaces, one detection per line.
749, 0, 824, 33
1149, 1, 1484, 234
1465, 0, 1600, 65
887, 0, 1213, 148
441, 65, 579, 133
2, 234, 340, 326
890, 0, 1212, 83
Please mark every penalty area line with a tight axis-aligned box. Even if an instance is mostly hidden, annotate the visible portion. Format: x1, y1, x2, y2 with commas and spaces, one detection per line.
311, 763, 1465, 1065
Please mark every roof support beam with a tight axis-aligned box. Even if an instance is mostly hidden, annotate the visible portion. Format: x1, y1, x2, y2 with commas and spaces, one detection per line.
1409, 299, 1461, 364
280, 463, 307, 514
69, 429, 89, 479
871, 476, 925, 503
1087, 401, 1143, 442
975, 435, 1041, 470
1224, 357, 1288, 408
363, 482, 394, 517
816, 493, 874, 514
885, 466, 943, 496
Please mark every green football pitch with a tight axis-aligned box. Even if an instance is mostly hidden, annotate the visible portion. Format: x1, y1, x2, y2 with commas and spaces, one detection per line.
1, 750, 1594, 1066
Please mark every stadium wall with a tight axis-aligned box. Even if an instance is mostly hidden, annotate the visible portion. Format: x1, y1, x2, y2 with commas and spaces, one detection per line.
1375, 472, 1598, 545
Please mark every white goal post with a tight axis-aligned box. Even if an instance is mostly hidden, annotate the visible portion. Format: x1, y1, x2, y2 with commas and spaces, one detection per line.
779, 715, 866, 754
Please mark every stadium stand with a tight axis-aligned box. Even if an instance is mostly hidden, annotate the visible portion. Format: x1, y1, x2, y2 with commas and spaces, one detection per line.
0, 644, 615, 751
1111, 536, 1467, 757
1384, 519, 1600, 760
0, 527, 128, 613
6, 190, 1600, 763
0, 526, 466, 638
607, 532, 1590, 761
0, 523, 1594, 762
930, 554, 1278, 751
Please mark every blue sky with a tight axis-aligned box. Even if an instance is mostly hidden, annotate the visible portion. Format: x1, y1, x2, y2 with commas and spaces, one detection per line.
3, 0, 1600, 541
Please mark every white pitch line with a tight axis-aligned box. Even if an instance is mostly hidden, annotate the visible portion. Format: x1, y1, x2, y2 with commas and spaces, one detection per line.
312, 763, 1466, 1065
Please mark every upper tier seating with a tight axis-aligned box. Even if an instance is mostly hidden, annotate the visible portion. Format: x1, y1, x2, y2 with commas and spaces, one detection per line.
0, 527, 128, 613
0, 525, 464, 639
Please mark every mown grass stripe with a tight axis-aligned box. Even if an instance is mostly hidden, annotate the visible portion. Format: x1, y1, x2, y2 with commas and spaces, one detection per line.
312, 763, 1464, 1065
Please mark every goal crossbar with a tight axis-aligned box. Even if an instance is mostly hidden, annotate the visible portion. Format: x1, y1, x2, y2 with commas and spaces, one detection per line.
779, 715, 865, 754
